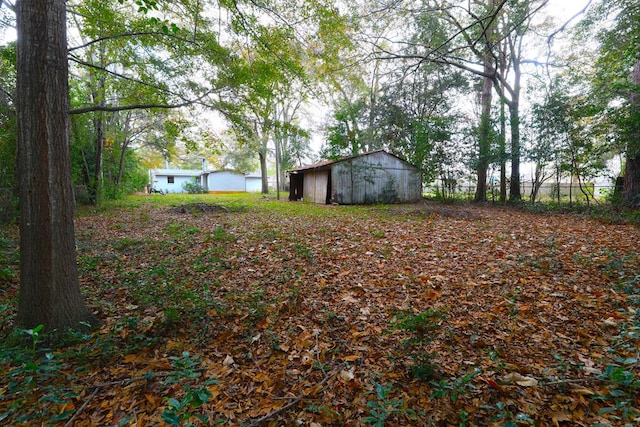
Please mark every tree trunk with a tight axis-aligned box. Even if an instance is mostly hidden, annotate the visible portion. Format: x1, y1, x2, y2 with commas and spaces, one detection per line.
89, 111, 104, 204
623, 59, 640, 206
274, 133, 281, 200
508, 100, 521, 201
507, 44, 522, 202
499, 99, 507, 203
259, 151, 268, 194
116, 112, 133, 187
15, 0, 99, 332
498, 46, 507, 203
88, 76, 106, 205
475, 60, 493, 202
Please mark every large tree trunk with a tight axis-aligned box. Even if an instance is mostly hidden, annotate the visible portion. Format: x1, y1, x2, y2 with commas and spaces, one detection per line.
475, 60, 493, 202
623, 59, 640, 206
15, 0, 99, 332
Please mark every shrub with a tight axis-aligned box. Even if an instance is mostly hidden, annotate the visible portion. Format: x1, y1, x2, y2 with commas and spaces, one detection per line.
183, 181, 206, 194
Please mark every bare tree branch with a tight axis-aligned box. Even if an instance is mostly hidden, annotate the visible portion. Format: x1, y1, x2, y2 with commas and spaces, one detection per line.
547, 0, 593, 43
69, 87, 220, 114
71, 101, 194, 115
544, 0, 593, 85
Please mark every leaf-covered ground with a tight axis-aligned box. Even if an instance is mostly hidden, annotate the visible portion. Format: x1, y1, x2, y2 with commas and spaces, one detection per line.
1, 195, 639, 426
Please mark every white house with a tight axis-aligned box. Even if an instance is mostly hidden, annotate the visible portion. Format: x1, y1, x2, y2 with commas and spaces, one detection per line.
206, 170, 245, 192
206, 170, 263, 193
245, 173, 262, 192
149, 169, 204, 194
149, 168, 263, 194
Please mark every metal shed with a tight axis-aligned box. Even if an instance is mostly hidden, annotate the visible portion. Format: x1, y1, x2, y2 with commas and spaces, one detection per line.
288, 150, 422, 204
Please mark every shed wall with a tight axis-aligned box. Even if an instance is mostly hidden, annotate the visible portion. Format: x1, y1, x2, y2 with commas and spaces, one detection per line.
302, 170, 329, 203
331, 152, 421, 204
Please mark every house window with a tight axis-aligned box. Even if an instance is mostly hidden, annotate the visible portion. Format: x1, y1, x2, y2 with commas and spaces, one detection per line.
168, 176, 175, 184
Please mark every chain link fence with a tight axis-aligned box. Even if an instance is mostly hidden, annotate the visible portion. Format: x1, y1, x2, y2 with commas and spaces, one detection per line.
426, 182, 615, 203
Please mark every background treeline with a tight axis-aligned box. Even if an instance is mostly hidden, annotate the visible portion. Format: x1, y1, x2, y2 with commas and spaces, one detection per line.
0, 0, 638, 221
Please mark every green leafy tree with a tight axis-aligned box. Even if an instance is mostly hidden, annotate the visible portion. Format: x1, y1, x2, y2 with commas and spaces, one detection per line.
590, 0, 640, 206
219, 14, 312, 193
371, 62, 468, 185
530, 73, 610, 205
66, 0, 208, 203
273, 103, 311, 191
321, 97, 368, 159
364, 0, 550, 202
529, 85, 569, 203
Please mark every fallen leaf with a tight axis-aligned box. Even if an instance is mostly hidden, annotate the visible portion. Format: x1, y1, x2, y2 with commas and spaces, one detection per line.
571, 387, 594, 395
501, 372, 538, 387
485, 378, 501, 390
339, 367, 355, 382
223, 355, 235, 366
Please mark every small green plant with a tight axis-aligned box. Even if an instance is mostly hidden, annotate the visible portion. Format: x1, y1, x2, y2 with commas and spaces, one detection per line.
592, 361, 640, 422
161, 352, 218, 426
458, 410, 470, 427
393, 308, 446, 342
370, 229, 386, 238
0, 333, 83, 424
429, 368, 481, 402
162, 307, 180, 328
162, 390, 212, 426
243, 286, 269, 321
211, 226, 235, 243
23, 324, 44, 354
293, 242, 313, 260
391, 308, 447, 380
363, 380, 410, 426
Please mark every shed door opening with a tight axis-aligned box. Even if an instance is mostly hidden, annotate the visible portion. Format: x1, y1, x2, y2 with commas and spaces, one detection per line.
289, 173, 303, 201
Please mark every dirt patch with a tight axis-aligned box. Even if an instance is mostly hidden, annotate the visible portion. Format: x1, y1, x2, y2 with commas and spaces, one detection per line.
169, 202, 232, 214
